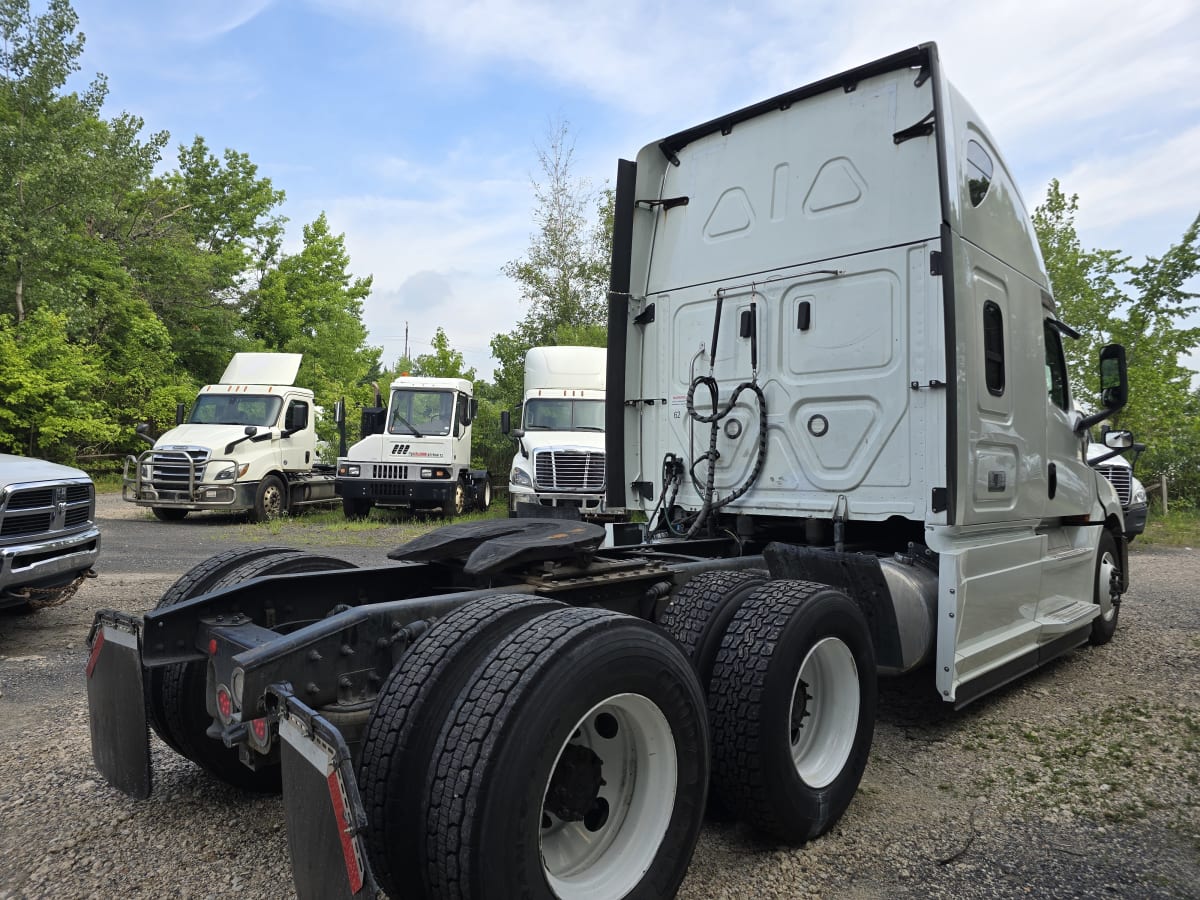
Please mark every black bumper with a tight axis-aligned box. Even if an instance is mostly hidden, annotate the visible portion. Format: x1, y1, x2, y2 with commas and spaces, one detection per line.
336, 478, 452, 505
1124, 503, 1148, 539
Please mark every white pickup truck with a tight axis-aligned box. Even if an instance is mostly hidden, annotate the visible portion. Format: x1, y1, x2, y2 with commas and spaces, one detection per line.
0, 454, 99, 610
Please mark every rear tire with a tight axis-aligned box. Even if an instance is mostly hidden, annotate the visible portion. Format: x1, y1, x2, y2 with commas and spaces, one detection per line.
425, 607, 708, 900
359, 593, 565, 899
158, 551, 357, 791
475, 475, 493, 512
441, 478, 466, 518
1089, 530, 1122, 646
342, 497, 372, 520
709, 580, 876, 843
152, 507, 188, 522
146, 547, 299, 756
659, 569, 770, 689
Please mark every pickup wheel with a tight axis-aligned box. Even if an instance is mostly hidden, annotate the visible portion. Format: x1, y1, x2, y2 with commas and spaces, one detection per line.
159, 551, 357, 792
146, 547, 299, 756
250, 474, 287, 522
342, 497, 372, 520
425, 607, 708, 900
359, 593, 565, 899
708, 580, 876, 844
152, 508, 188, 522
441, 478, 466, 518
1089, 530, 1122, 646
659, 569, 771, 690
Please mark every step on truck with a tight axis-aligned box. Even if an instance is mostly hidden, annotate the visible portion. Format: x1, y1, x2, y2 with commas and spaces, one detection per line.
335, 375, 491, 519
501, 345, 608, 519
87, 43, 1137, 900
122, 353, 340, 522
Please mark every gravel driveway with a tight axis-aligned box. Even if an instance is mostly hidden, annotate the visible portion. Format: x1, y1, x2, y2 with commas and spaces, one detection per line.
1, 494, 1196, 898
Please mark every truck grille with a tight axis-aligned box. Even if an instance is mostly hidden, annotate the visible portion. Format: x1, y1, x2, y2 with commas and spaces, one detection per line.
0, 481, 95, 539
1096, 465, 1132, 506
149, 448, 210, 490
533, 450, 605, 492
371, 464, 408, 480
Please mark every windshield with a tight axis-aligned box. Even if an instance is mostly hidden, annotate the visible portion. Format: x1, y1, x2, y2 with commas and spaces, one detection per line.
523, 398, 604, 432
389, 389, 454, 437
189, 394, 283, 428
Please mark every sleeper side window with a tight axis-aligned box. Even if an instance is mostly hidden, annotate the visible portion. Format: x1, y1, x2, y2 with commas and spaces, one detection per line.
983, 300, 1005, 396
967, 140, 993, 207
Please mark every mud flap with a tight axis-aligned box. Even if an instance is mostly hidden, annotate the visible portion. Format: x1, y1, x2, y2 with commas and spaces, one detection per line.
85, 611, 151, 799
275, 691, 375, 900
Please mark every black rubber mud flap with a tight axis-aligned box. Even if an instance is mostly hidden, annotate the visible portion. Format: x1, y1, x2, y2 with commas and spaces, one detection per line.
275, 691, 375, 900
85, 610, 151, 799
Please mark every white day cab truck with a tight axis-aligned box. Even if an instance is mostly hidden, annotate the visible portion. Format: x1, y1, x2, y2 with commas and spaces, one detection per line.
87, 44, 1138, 900
122, 353, 339, 522
502, 345, 607, 518
335, 375, 491, 519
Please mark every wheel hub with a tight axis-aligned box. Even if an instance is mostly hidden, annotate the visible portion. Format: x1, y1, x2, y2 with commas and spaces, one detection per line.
544, 744, 605, 822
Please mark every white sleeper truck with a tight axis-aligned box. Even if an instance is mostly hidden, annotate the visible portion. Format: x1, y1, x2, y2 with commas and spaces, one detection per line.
87, 44, 1138, 900
502, 345, 607, 518
122, 353, 338, 522
336, 375, 491, 519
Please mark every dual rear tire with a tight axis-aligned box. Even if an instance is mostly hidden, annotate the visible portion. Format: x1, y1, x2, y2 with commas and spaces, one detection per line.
661, 573, 877, 843
360, 598, 708, 900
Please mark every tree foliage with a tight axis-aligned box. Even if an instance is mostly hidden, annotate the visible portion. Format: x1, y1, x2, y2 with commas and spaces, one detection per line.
1035, 180, 1200, 503
0, 0, 379, 467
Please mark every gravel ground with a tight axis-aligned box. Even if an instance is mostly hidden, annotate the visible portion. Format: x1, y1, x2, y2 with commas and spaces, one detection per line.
0, 495, 1197, 899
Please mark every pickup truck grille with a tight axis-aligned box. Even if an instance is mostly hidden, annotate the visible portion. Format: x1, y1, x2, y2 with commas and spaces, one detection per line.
149, 448, 210, 490
1096, 465, 1132, 506
0, 481, 95, 539
533, 450, 605, 493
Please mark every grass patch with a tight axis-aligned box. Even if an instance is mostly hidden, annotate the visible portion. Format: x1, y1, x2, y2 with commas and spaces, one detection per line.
1138, 507, 1200, 548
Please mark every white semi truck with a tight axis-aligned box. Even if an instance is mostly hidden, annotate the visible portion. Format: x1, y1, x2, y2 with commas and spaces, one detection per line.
122, 353, 339, 522
335, 375, 491, 519
88, 44, 1139, 900
502, 346, 607, 518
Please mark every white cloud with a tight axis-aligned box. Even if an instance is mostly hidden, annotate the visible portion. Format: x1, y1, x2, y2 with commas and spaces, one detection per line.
170, 0, 277, 42
323, 151, 537, 377
1043, 125, 1200, 232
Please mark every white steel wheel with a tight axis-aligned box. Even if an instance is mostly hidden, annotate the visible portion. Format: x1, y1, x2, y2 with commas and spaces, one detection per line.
789, 636, 860, 788
540, 693, 678, 900
1097, 548, 1118, 623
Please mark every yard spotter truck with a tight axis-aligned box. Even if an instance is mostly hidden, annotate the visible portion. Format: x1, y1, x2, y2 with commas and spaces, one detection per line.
335, 375, 492, 519
86, 44, 1137, 900
122, 353, 340, 522
502, 345, 608, 518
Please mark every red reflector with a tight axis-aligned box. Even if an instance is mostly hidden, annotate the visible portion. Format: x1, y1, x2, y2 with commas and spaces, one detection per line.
216, 686, 233, 720
327, 770, 365, 893
208, 638, 218, 656
251, 718, 268, 742
86, 629, 106, 679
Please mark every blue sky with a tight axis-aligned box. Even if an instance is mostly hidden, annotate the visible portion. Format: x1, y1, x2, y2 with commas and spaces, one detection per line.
74, 0, 1200, 379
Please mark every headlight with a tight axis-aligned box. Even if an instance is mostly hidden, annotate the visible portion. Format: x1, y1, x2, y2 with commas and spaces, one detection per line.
1132, 483, 1147, 504
338, 463, 361, 477
211, 463, 249, 481
510, 467, 532, 488
139, 463, 151, 480
420, 467, 451, 479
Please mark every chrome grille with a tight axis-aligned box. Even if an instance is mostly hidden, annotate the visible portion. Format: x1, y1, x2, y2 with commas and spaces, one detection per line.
533, 450, 605, 492
1097, 465, 1132, 505
149, 447, 209, 490
0, 481, 94, 539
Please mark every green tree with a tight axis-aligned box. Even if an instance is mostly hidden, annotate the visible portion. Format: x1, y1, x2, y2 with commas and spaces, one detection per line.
491, 121, 612, 409
408, 327, 476, 380
1034, 180, 1200, 503
246, 213, 380, 448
